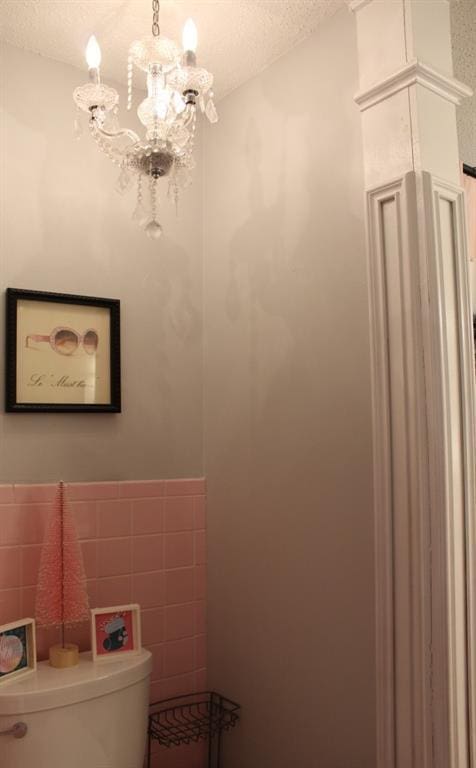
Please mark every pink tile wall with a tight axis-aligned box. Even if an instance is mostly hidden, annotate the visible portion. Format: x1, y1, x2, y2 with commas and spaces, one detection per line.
0, 480, 207, 725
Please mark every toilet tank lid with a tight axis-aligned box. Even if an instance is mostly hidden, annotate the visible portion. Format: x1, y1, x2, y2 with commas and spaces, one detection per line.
0, 649, 152, 715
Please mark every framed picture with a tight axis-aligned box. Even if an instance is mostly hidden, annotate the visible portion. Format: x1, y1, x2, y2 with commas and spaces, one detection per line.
91, 604, 141, 661
0, 618, 36, 685
5, 288, 121, 413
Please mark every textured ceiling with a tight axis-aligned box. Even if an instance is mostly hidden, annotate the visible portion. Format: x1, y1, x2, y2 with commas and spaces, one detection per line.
0, 0, 345, 100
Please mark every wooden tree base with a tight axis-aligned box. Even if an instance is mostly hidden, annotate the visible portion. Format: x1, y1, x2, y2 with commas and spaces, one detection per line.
49, 643, 80, 668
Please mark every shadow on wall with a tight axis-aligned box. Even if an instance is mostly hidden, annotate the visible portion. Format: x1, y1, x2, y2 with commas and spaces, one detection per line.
205, 10, 375, 768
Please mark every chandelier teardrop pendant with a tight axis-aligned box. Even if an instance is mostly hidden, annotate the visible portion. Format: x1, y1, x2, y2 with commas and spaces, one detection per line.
73, 0, 217, 239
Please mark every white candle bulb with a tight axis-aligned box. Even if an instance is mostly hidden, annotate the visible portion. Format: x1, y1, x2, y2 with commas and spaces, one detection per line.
86, 35, 101, 69
182, 19, 198, 53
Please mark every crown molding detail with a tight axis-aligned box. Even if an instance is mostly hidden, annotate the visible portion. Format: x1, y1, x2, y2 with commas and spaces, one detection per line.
355, 59, 473, 112
350, 0, 449, 11
348, 0, 374, 12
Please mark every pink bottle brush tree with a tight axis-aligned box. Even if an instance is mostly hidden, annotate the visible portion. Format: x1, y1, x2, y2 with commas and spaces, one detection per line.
35, 481, 90, 667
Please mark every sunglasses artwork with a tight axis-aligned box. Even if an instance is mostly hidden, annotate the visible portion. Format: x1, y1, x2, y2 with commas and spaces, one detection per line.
6, 288, 121, 413
26, 327, 99, 356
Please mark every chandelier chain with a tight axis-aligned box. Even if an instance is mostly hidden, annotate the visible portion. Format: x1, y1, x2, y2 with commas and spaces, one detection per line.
152, 0, 160, 37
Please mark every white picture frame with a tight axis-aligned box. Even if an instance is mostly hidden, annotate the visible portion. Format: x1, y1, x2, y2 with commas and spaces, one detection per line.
0, 618, 37, 685
91, 604, 141, 662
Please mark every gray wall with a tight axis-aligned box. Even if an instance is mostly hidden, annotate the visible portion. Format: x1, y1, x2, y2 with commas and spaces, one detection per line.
0, 43, 203, 482
203, 8, 376, 768
451, 0, 476, 167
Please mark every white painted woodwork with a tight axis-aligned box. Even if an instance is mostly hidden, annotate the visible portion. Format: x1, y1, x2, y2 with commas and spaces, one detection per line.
352, 1, 476, 767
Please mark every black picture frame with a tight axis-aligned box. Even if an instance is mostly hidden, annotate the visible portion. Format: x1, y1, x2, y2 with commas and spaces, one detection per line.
5, 288, 121, 413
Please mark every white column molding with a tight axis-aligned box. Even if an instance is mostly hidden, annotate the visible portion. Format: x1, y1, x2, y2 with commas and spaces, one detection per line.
352, 1, 476, 767
423, 174, 476, 768
367, 173, 432, 768
355, 60, 472, 112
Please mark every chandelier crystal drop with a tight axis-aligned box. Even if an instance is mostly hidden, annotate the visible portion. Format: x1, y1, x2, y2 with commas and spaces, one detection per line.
73, 0, 217, 238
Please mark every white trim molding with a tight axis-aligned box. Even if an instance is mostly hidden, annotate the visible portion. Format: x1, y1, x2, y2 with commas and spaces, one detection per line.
367, 171, 476, 768
355, 60, 473, 112
353, 2, 475, 767
422, 174, 476, 768
367, 173, 433, 768
348, 0, 374, 12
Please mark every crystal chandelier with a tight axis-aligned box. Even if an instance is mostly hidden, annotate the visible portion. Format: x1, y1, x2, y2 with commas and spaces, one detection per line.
73, 0, 217, 239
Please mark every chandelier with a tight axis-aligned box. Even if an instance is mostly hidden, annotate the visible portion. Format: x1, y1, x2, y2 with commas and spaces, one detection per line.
73, 0, 217, 239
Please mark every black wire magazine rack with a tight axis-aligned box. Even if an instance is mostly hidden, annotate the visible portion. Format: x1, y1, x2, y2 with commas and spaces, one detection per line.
147, 691, 240, 768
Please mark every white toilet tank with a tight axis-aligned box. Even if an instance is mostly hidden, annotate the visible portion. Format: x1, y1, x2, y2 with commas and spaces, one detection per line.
0, 649, 152, 768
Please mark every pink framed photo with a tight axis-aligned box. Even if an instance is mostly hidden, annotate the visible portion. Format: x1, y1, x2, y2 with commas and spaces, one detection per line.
91, 604, 141, 661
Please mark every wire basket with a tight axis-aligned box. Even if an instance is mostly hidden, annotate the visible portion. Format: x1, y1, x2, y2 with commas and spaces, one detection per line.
148, 691, 240, 767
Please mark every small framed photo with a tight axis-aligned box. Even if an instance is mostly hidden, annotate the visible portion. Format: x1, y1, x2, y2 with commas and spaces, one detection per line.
5, 287, 121, 413
91, 604, 141, 661
0, 618, 36, 685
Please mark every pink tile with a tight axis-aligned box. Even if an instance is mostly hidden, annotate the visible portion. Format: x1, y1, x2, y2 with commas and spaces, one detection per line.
150, 744, 206, 768
36, 626, 61, 661
21, 545, 41, 586
164, 533, 194, 569
0, 547, 22, 588
165, 569, 195, 606
132, 499, 164, 535
14, 484, 57, 504
194, 531, 206, 565
160, 672, 196, 699
195, 668, 207, 692
81, 540, 97, 579
71, 502, 97, 540
132, 535, 163, 573
97, 500, 131, 538
149, 643, 164, 681
118, 481, 165, 499
97, 538, 131, 578
194, 496, 206, 530
21, 586, 36, 616
0, 588, 22, 624
165, 603, 195, 641
164, 497, 195, 532
87, 580, 98, 608
194, 565, 206, 601
96, 575, 132, 606
74, 620, 92, 653
141, 607, 165, 645
149, 680, 164, 704
66, 482, 118, 501
19, 504, 50, 545
0, 506, 24, 546
165, 479, 206, 497
194, 601, 206, 636
163, 638, 195, 677
133, 571, 165, 608
195, 635, 207, 669
0, 486, 14, 504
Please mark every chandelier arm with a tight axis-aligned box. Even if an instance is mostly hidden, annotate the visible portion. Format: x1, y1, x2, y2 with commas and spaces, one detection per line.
180, 104, 197, 129
91, 119, 140, 145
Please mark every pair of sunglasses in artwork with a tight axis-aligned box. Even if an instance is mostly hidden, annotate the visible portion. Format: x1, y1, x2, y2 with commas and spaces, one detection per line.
26, 328, 99, 356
